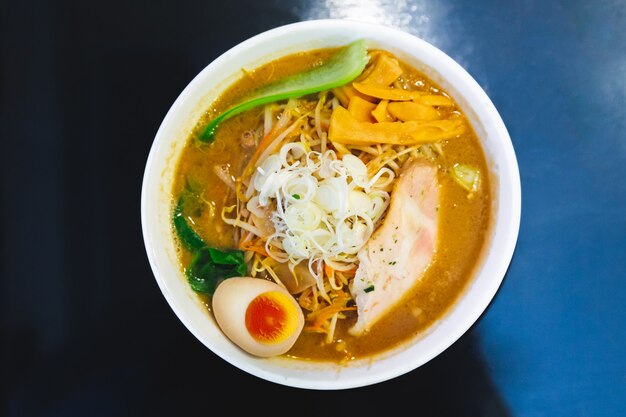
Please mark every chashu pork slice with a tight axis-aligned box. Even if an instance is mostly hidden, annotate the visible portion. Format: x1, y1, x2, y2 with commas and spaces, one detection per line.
349, 160, 439, 336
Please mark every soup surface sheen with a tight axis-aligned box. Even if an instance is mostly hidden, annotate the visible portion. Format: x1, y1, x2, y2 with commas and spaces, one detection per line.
172, 45, 490, 362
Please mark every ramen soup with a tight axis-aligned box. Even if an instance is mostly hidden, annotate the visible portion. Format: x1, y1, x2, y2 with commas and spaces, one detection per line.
171, 41, 491, 362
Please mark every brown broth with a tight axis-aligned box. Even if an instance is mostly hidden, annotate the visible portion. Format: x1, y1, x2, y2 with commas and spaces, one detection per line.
172, 47, 491, 362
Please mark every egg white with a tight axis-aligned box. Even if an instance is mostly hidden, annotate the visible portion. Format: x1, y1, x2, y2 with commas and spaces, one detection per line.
212, 277, 304, 357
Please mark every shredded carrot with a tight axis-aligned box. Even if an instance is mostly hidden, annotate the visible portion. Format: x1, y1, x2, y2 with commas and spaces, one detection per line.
306, 304, 356, 332
323, 262, 334, 278
240, 239, 269, 257
242, 123, 282, 178
241, 107, 295, 181
306, 294, 355, 329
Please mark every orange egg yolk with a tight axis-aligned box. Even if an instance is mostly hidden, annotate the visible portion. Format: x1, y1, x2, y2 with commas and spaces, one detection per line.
245, 291, 299, 344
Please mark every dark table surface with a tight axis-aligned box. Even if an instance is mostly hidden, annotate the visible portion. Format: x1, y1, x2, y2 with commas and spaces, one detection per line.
2, 1, 625, 416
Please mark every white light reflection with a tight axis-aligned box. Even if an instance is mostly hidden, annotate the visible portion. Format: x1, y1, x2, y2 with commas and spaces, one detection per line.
296, 0, 477, 79
298, 0, 445, 49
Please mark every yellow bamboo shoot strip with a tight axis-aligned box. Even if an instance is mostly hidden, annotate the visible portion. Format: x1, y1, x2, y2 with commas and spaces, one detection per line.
388, 101, 440, 121
371, 100, 394, 122
352, 82, 425, 101
332, 84, 375, 107
348, 96, 377, 122
358, 54, 404, 86
329, 106, 465, 146
417, 95, 454, 107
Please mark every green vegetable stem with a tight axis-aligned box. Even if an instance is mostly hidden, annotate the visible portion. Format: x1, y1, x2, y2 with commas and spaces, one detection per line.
199, 39, 369, 143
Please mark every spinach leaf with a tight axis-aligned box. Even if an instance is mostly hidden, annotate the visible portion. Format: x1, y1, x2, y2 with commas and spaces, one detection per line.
173, 196, 206, 252
208, 248, 247, 275
186, 247, 247, 294
173, 187, 248, 294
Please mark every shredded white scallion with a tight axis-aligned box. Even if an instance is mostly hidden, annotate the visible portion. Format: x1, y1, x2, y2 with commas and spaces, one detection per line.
249, 141, 390, 274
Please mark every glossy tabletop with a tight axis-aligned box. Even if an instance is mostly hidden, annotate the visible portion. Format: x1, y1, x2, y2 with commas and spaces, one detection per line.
1, 0, 624, 416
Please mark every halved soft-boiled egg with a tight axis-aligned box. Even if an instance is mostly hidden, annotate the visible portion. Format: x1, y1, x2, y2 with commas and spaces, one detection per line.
212, 277, 305, 357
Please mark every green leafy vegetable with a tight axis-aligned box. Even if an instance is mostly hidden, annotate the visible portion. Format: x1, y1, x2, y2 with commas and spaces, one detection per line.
199, 39, 370, 143
186, 247, 247, 294
173, 193, 247, 294
172, 196, 205, 252
364, 284, 375, 293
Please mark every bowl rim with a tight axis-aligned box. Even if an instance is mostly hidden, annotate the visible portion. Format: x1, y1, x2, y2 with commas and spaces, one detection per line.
141, 18, 521, 390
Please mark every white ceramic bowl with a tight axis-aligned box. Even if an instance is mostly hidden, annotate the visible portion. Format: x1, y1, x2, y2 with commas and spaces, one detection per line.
141, 19, 521, 390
